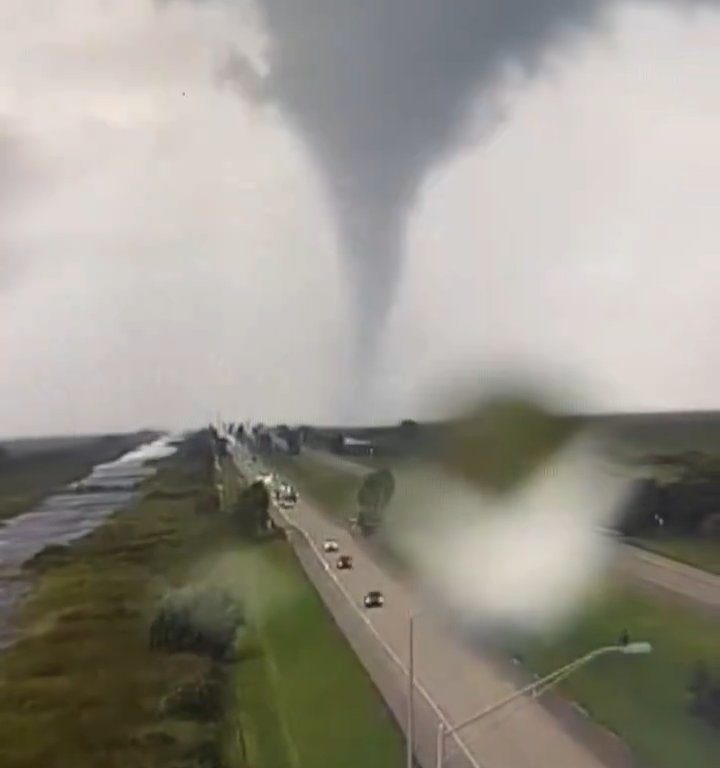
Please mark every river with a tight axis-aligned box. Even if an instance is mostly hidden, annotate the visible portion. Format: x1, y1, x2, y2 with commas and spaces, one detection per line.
0, 435, 177, 647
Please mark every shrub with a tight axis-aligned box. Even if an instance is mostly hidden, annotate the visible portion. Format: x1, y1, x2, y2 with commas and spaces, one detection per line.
160, 668, 223, 721
356, 470, 395, 536
150, 587, 244, 660
688, 660, 720, 730
233, 481, 270, 536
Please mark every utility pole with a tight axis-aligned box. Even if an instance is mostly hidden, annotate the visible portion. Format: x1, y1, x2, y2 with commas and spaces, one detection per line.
407, 614, 415, 768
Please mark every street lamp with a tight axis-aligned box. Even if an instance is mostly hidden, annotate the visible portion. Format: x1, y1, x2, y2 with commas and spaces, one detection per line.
407, 612, 417, 768
407, 610, 429, 768
435, 641, 652, 768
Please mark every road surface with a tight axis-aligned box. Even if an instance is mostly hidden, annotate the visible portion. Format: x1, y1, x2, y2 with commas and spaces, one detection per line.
307, 449, 720, 615
614, 544, 720, 614
233, 447, 630, 768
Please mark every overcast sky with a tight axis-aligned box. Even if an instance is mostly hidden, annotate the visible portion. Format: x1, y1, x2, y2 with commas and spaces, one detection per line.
1, 0, 719, 436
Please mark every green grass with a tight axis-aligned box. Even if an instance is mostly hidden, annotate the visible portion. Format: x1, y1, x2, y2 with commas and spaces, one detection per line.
234, 539, 403, 768
630, 537, 720, 575
0, 435, 151, 521
517, 587, 720, 768
0, 444, 405, 768
0, 447, 238, 768
272, 455, 363, 523
225, 454, 403, 767
278, 456, 720, 766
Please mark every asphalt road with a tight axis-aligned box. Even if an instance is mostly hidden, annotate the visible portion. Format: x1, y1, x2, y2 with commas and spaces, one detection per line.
233, 447, 623, 768
309, 450, 720, 615
614, 544, 720, 614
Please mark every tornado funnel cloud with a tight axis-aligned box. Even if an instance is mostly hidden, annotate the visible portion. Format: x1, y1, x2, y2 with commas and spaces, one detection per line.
213, 0, 720, 377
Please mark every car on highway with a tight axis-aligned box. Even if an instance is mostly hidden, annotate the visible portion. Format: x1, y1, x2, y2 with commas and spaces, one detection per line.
323, 539, 339, 553
275, 482, 299, 509
256, 472, 279, 491
363, 590, 384, 608
336, 554, 353, 570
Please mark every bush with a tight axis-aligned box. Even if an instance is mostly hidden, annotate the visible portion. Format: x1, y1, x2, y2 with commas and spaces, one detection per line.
234, 481, 270, 536
688, 660, 720, 730
150, 587, 244, 660
356, 470, 395, 536
160, 668, 223, 721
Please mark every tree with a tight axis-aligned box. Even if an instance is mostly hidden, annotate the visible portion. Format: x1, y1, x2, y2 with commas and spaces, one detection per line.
234, 480, 270, 537
688, 660, 720, 730
356, 470, 395, 536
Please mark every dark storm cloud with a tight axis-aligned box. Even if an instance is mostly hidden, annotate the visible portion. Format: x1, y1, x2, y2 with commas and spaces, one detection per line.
219, 1, 604, 357
190, 0, 720, 364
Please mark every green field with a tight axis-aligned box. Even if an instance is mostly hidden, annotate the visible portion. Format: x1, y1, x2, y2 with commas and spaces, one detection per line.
631, 537, 720, 575
0, 442, 405, 768
278, 453, 720, 768
219, 455, 405, 768
232, 540, 404, 768
0, 440, 236, 768
516, 587, 720, 768
272, 454, 363, 523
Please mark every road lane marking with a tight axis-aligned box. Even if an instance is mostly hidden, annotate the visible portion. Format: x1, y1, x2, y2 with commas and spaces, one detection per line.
264, 493, 483, 767
233, 449, 484, 767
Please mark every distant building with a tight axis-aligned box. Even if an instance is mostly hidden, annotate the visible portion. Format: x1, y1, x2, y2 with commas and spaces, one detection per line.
339, 436, 375, 456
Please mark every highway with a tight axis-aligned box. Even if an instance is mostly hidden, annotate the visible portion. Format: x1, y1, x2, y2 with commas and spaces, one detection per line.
232, 445, 631, 768
307, 449, 720, 616
614, 544, 720, 614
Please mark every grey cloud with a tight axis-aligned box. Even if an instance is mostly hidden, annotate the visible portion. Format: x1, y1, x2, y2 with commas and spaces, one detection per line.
220, 0, 603, 366
214, 0, 719, 375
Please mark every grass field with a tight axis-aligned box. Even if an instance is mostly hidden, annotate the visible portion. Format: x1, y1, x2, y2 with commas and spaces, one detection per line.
515, 587, 720, 768
220, 456, 404, 768
631, 537, 720, 575
278, 453, 720, 768
233, 541, 404, 768
0, 433, 152, 521
272, 454, 362, 524
0, 440, 239, 768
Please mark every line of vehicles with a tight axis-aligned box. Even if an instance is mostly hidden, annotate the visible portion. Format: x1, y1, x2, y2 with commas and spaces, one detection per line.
233, 446, 385, 611
322, 538, 385, 608
255, 470, 300, 509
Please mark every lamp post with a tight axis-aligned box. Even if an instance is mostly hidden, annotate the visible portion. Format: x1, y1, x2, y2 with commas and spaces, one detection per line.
407, 612, 415, 768
436, 641, 652, 768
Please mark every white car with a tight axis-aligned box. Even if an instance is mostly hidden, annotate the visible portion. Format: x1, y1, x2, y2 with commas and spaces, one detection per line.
256, 472, 277, 489
323, 539, 339, 553
275, 483, 299, 509
363, 590, 384, 608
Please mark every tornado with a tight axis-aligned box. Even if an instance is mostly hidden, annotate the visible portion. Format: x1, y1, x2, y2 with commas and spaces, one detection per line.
212, 0, 720, 394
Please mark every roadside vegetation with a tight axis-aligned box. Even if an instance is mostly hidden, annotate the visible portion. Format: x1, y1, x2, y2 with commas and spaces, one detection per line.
515, 586, 720, 768
232, 539, 404, 768
0, 433, 404, 768
217, 455, 405, 768
279, 449, 720, 768
271, 453, 361, 522
629, 537, 720, 575
0, 432, 240, 768
619, 451, 720, 573
0, 432, 153, 521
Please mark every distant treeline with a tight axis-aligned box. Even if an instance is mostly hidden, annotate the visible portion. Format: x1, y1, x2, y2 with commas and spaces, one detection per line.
620, 453, 720, 539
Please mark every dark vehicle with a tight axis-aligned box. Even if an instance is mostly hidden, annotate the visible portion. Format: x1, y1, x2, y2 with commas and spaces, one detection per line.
336, 555, 353, 570
363, 590, 384, 608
